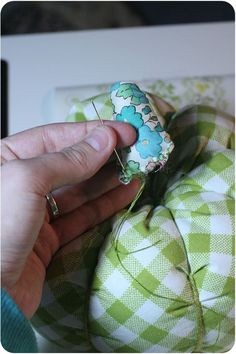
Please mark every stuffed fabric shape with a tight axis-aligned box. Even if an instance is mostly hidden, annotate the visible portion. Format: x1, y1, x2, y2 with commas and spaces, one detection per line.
110, 82, 174, 183
32, 92, 235, 353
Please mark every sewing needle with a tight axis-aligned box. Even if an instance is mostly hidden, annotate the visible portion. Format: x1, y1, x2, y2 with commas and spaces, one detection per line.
91, 100, 125, 171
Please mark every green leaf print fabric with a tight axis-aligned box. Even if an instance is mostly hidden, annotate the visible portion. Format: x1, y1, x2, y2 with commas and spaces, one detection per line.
32, 87, 234, 353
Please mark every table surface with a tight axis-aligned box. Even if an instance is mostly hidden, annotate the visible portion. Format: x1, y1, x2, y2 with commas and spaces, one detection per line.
2, 22, 235, 135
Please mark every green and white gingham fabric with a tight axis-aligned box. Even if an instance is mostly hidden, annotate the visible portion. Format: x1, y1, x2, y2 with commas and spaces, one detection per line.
32, 96, 234, 352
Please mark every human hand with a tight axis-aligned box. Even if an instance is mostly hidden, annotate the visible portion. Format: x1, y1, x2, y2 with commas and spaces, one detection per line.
1, 121, 139, 319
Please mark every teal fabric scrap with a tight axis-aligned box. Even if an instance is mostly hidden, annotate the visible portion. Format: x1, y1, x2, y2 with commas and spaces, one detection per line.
110, 82, 174, 184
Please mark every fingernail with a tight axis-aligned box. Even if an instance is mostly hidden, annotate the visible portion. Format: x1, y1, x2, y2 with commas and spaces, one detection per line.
85, 127, 109, 151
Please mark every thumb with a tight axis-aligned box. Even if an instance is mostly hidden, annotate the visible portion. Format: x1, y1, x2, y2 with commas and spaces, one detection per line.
32, 125, 118, 192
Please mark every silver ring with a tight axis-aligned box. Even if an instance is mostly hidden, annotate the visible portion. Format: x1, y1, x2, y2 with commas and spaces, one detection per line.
45, 192, 60, 219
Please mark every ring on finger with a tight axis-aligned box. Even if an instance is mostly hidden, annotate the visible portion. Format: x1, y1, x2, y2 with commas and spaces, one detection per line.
45, 192, 60, 220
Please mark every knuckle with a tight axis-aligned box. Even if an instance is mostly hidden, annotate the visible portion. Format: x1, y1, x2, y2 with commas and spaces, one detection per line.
61, 145, 92, 178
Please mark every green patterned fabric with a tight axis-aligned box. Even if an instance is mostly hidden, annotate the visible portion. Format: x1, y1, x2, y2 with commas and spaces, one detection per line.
32, 94, 235, 352
110, 82, 174, 183
65, 76, 234, 121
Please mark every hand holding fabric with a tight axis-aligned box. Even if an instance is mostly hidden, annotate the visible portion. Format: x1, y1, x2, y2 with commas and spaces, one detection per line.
1, 121, 139, 319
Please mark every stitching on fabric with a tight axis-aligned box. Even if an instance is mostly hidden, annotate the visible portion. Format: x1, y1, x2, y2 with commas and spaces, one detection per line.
111, 205, 206, 350
168, 209, 205, 352
188, 273, 205, 352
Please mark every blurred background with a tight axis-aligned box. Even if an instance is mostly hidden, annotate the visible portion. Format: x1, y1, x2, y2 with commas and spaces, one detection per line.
1, 1, 234, 35
1, 3, 235, 353
1, 1, 235, 139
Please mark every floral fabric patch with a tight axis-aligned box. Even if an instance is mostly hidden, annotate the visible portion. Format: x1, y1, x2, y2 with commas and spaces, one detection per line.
110, 81, 174, 183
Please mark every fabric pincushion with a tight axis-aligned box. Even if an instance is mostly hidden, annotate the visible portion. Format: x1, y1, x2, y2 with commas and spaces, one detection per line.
32, 83, 235, 353
110, 82, 174, 184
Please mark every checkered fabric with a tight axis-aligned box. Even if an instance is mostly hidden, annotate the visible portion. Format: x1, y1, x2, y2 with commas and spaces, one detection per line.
32, 101, 234, 352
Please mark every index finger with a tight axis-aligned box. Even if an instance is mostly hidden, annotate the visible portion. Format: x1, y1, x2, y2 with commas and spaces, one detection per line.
1, 121, 136, 161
